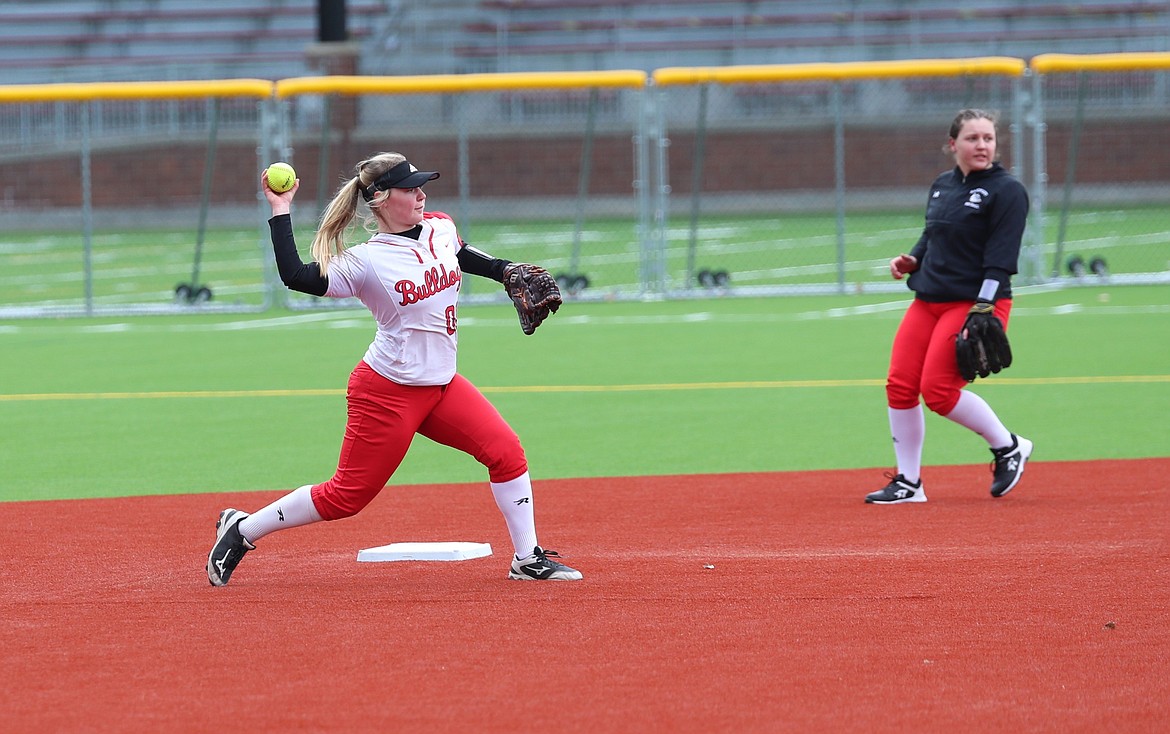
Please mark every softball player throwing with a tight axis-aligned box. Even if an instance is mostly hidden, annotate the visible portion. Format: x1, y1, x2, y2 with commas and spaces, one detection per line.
207, 152, 581, 583
867, 109, 1033, 504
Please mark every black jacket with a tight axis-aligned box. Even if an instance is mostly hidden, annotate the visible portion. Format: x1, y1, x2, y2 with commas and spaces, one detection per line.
907, 162, 1029, 302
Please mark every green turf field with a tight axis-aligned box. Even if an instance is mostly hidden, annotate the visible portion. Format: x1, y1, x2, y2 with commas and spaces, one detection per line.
2, 284, 1167, 502
2, 204, 1167, 310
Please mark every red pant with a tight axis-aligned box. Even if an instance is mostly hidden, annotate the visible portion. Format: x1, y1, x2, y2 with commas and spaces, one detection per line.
886, 299, 1012, 415
311, 361, 527, 520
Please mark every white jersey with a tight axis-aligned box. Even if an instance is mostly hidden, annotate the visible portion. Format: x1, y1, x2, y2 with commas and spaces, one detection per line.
325, 212, 463, 386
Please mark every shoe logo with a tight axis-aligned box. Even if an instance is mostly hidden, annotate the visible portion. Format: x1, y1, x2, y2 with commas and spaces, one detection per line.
520, 563, 549, 577
214, 554, 229, 573
513, 497, 530, 506
278, 507, 285, 522
895, 489, 910, 498
1007, 458, 1019, 471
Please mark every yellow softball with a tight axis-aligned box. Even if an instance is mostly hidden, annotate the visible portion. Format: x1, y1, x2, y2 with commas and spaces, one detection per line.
266, 162, 297, 193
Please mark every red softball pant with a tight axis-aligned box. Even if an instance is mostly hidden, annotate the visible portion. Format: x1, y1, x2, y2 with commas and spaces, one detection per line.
310, 361, 527, 521
886, 298, 1012, 415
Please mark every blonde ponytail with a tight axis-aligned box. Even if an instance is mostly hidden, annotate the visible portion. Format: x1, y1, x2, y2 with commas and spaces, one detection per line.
311, 177, 363, 277
310, 151, 408, 277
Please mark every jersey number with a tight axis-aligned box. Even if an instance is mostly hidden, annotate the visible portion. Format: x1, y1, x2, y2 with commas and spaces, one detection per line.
445, 305, 457, 335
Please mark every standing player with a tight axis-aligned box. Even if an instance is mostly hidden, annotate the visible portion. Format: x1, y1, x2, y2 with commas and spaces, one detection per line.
207, 152, 582, 583
867, 109, 1033, 504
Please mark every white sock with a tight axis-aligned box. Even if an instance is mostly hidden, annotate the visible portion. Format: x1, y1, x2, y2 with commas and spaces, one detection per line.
491, 472, 538, 558
237, 484, 323, 544
944, 391, 1013, 448
889, 405, 925, 484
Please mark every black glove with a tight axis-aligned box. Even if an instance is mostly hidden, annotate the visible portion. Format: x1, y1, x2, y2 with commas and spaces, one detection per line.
955, 301, 1013, 382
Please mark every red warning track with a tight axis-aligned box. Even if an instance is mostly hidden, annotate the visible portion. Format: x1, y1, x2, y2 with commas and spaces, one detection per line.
2, 459, 1168, 732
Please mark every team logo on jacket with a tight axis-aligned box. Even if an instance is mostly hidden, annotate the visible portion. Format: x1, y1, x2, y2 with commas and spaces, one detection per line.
965, 188, 989, 210
395, 264, 462, 305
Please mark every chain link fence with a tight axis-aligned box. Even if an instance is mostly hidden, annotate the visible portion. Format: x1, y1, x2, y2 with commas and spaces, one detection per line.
1030, 53, 1170, 285
0, 80, 275, 317
649, 58, 1028, 297
2, 53, 1167, 318
270, 71, 650, 309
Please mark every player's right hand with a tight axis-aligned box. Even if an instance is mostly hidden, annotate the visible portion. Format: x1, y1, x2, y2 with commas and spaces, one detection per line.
890, 254, 918, 279
261, 173, 299, 213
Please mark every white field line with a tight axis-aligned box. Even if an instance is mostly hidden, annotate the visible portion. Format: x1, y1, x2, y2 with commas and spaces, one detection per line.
2, 300, 1170, 336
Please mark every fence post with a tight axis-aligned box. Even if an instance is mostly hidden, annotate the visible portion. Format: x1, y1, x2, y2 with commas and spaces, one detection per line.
259, 96, 288, 308
831, 82, 847, 294
81, 102, 94, 316
1024, 68, 1049, 285
636, 80, 665, 296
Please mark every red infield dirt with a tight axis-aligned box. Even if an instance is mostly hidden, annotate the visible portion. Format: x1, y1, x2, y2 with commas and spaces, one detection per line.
2, 459, 1168, 733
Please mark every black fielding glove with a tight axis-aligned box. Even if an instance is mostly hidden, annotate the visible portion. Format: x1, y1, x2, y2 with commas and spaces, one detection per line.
955, 301, 1013, 381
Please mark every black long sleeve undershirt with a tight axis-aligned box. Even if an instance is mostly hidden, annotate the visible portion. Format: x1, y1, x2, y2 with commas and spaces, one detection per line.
268, 214, 511, 295
457, 243, 511, 283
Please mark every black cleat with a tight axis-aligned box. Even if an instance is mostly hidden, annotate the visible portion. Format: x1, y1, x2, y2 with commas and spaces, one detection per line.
207, 509, 255, 586
865, 473, 927, 504
990, 435, 1033, 497
508, 546, 583, 580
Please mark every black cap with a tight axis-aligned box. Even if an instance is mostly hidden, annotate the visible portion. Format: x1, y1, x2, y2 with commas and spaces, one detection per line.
362, 160, 439, 201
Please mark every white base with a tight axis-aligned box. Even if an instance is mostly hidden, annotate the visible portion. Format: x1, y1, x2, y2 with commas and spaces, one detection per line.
356, 542, 493, 562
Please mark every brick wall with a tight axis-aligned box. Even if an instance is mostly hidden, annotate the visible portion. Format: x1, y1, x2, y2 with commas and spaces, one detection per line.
1, 120, 1162, 212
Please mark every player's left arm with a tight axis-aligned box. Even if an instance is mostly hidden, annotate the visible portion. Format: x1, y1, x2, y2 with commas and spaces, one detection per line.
982, 179, 1029, 280
974, 180, 1029, 310
456, 241, 511, 282
449, 228, 562, 335
957, 180, 1028, 380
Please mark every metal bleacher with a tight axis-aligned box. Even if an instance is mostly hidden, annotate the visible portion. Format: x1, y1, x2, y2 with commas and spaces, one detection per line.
436, 0, 1170, 74
1, 1, 1168, 83
0, 0, 399, 84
